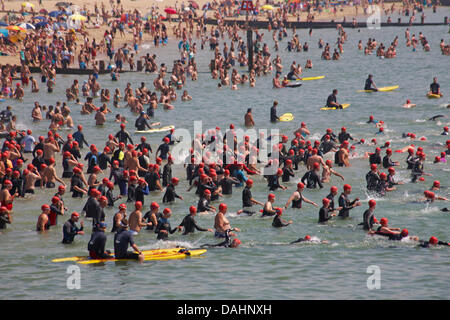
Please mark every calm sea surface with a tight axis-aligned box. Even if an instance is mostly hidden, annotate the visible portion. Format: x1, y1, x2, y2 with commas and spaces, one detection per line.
1, 8, 449, 300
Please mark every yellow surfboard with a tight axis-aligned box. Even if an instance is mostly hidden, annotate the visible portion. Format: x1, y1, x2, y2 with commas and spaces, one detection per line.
288, 75, 325, 81
76, 249, 207, 265
52, 247, 185, 263
135, 125, 175, 134
426, 93, 441, 99
357, 85, 399, 92
320, 104, 350, 111
279, 113, 294, 122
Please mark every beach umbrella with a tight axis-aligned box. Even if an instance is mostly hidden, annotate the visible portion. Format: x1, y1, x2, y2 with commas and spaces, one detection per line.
33, 16, 47, 21
49, 11, 62, 17
34, 21, 49, 28
189, 0, 199, 9
69, 14, 87, 21
164, 8, 177, 15
39, 9, 48, 14
261, 5, 274, 11
17, 22, 35, 30
21, 2, 34, 8
6, 25, 26, 32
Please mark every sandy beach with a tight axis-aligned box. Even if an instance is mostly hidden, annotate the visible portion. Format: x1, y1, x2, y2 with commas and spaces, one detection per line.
0, 0, 376, 66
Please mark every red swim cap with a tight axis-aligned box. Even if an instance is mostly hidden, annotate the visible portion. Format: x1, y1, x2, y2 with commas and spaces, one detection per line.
380, 217, 388, 225
433, 181, 440, 188
246, 179, 253, 186
371, 164, 377, 170
330, 186, 338, 193
343, 184, 352, 191
304, 235, 311, 241
135, 201, 143, 209
41, 204, 50, 211
369, 199, 376, 208
297, 182, 305, 189
429, 236, 438, 245
401, 229, 409, 237
268, 193, 275, 200
219, 203, 227, 212
189, 206, 197, 214
322, 198, 330, 206
163, 208, 171, 215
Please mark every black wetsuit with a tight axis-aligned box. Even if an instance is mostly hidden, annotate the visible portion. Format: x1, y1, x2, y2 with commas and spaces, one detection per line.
411, 160, 424, 183
430, 82, 440, 95
238, 186, 255, 215
318, 207, 332, 223
418, 240, 449, 248
155, 217, 178, 240
70, 174, 85, 198
362, 209, 375, 230
88, 230, 111, 259
366, 171, 380, 191
62, 219, 83, 244
267, 175, 282, 191
301, 170, 323, 189
270, 106, 278, 122
127, 184, 136, 202
218, 177, 237, 195
162, 183, 181, 203
369, 153, 381, 165
382, 155, 396, 168
326, 193, 336, 211
338, 193, 357, 218
272, 215, 290, 227
98, 152, 111, 170
197, 197, 214, 212
156, 143, 170, 160
113, 229, 139, 259
178, 214, 209, 235
338, 132, 354, 144
326, 94, 338, 108
282, 167, 295, 182
364, 78, 377, 91
406, 154, 417, 170
135, 115, 151, 131
115, 130, 133, 144
162, 163, 172, 187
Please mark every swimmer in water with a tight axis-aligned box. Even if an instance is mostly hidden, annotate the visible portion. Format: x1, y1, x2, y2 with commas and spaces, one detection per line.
418, 236, 449, 248
402, 99, 416, 108
428, 115, 446, 121
272, 209, 292, 228
201, 229, 241, 248
284, 182, 318, 210
291, 235, 329, 244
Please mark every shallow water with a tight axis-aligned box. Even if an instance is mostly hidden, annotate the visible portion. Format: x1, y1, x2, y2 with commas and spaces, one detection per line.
1, 8, 449, 299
